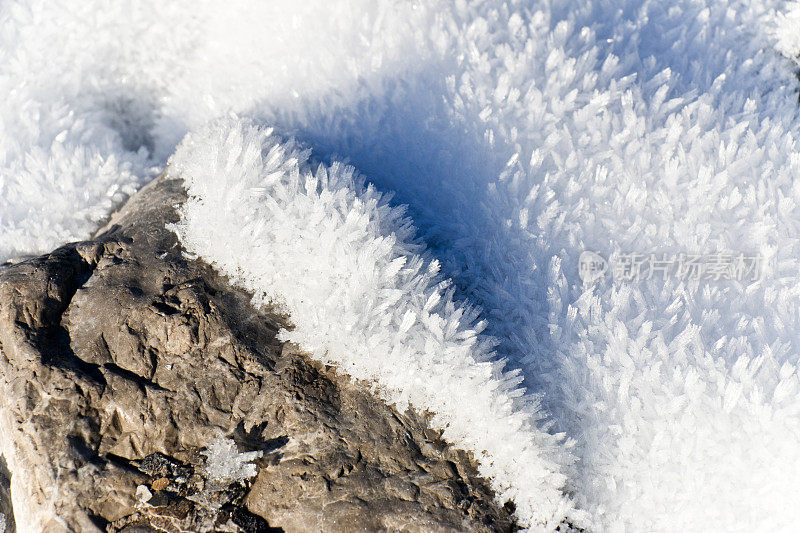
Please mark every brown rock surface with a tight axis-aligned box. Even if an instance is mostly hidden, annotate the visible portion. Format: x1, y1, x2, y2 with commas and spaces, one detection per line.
0, 175, 516, 532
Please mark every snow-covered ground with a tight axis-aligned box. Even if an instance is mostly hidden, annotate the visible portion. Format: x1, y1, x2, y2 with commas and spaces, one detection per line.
2, 0, 800, 531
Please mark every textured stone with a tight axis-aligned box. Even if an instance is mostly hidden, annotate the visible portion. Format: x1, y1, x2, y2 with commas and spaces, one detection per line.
0, 176, 516, 532
0, 456, 14, 533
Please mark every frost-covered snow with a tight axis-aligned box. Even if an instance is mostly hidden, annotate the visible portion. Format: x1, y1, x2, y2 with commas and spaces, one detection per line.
3, 0, 800, 531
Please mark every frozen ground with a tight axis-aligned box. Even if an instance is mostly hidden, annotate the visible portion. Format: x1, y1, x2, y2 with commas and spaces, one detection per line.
2, 0, 800, 531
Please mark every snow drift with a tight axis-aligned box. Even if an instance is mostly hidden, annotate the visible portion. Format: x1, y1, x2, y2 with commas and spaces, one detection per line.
3, 0, 800, 530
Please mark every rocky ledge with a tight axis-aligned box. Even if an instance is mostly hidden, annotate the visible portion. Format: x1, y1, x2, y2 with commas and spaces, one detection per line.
0, 175, 516, 532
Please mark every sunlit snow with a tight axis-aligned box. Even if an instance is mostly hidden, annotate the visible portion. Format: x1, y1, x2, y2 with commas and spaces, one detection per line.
2, 0, 800, 531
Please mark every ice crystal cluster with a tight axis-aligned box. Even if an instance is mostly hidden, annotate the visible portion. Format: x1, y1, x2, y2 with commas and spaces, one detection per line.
202, 437, 262, 486
2, 0, 800, 530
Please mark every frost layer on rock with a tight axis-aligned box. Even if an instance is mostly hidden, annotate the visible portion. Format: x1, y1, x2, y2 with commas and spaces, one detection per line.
169, 118, 577, 530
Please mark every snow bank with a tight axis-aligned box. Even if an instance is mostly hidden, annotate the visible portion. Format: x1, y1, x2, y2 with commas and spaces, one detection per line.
168, 118, 576, 529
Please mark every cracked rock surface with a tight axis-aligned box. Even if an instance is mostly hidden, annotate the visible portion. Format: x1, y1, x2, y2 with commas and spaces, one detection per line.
0, 175, 516, 532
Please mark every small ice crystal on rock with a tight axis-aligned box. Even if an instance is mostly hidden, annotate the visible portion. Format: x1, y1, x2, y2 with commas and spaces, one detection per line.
202, 437, 262, 484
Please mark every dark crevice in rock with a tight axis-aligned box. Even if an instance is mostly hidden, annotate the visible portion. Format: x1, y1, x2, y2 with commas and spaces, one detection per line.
67, 434, 104, 466
105, 453, 152, 479
151, 300, 181, 316
88, 512, 111, 531
103, 362, 171, 393
225, 505, 284, 533
44, 324, 107, 387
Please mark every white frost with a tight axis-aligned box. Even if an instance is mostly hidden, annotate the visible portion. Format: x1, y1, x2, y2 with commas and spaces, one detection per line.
202, 437, 262, 485
774, 2, 800, 60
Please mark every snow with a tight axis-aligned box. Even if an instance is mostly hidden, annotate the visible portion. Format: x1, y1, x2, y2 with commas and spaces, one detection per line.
2, 0, 800, 531
774, 3, 800, 60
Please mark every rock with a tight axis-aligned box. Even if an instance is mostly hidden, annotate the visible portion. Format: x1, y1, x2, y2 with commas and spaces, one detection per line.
0, 456, 15, 533
0, 175, 516, 532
